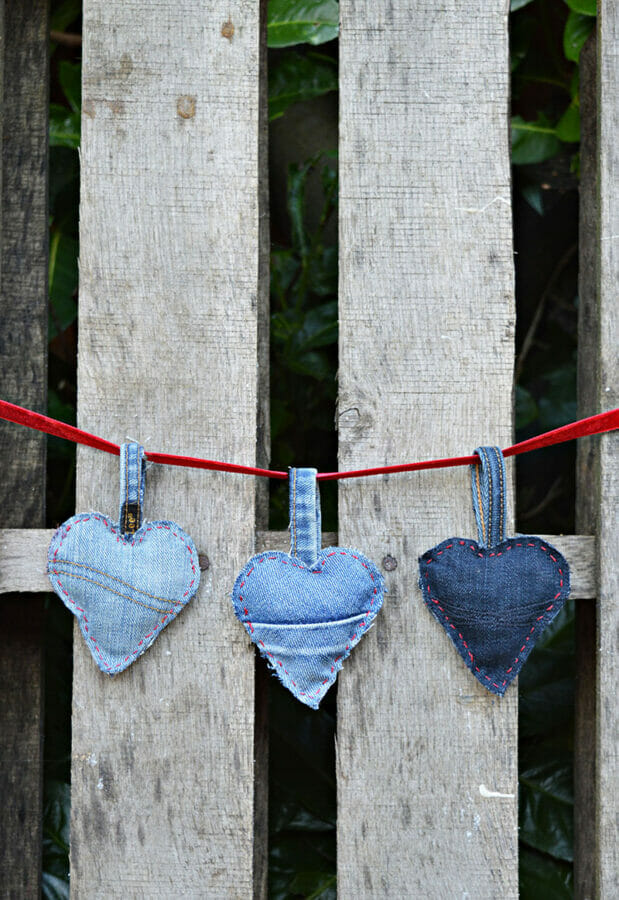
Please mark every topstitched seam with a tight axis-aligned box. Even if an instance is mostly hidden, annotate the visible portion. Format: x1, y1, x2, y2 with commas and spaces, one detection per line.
421, 539, 567, 690
48, 512, 197, 671
474, 461, 486, 545
52, 557, 188, 605
236, 551, 381, 699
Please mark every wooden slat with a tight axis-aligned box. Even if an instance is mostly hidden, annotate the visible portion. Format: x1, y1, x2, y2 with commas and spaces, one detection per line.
73, 1, 265, 893
574, 34, 598, 899
0, 1, 48, 894
0, 529, 597, 601
337, 1, 518, 895
592, 9, 618, 895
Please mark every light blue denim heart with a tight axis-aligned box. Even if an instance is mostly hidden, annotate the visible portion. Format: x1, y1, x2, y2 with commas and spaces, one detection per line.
418, 447, 570, 695
232, 468, 385, 708
47, 443, 200, 675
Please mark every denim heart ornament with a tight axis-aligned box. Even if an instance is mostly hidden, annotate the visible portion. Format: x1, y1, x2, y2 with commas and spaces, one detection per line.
418, 446, 570, 695
232, 468, 385, 708
48, 443, 200, 675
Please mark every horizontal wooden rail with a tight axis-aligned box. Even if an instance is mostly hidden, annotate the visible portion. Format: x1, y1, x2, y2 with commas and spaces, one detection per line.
0, 528, 596, 598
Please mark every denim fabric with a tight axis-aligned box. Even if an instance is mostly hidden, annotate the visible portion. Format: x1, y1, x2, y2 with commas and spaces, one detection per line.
471, 445, 506, 548
232, 468, 385, 709
419, 447, 570, 695
47, 443, 200, 675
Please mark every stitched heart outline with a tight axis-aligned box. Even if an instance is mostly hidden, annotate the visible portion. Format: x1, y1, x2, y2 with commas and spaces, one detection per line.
232, 548, 385, 708
48, 513, 199, 675
418, 536, 570, 695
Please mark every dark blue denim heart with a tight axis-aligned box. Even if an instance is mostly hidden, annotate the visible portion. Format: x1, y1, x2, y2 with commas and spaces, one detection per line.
418, 536, 570, 694
232, 547, 384, 709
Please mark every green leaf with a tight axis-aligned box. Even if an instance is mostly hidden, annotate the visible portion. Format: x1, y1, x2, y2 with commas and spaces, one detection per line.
268, 0, 339, 48
555, 100, 580, 143
58, 61, 81, 113
269, 51, 337, 120
49, 230, 78, 338
289, 871, 337, 899
42, 779, 70, 899
516, 385, 539, 428
519, 848, 574, 899
50, 104, 80, 149
292, 302, 338, 352
537, 361, 577, 430
512, 115, 561, 165
51, 0, 82, 33
520, 184, 545, 216
563, 0, 596, 15
289, 349, 332, 380
520, 759, 574, 861
519, 602, 575, 739
42, 873, 70, 900
563, 11, 595, 63
511, 0, 535, 9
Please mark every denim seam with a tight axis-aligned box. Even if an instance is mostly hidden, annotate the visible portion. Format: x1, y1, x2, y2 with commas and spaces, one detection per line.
48, 512, 197, 673
52, 559, 187, 606
237, 551, 380, 702
497, 448, 504, 542
52, 570, 177, 614
474, 461, 486, 545
421, 538, 567, 691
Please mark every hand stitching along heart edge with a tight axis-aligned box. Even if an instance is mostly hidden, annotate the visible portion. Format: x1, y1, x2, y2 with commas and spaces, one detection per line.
48, 513, 198, 674
233, 549, 385, 707
419, 536, 570, 695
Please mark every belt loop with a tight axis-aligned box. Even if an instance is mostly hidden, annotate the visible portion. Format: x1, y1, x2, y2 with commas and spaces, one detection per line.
119, 442, 146, 535
289, 467, 321, 567
470, 445, 507, 548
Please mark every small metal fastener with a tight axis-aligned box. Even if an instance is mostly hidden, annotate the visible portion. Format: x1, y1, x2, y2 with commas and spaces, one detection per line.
198, 553, 210, 572
382, 554, 397, 572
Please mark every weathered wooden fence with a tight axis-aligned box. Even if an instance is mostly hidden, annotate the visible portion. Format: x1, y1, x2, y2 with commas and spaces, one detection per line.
0, 1, 616, 897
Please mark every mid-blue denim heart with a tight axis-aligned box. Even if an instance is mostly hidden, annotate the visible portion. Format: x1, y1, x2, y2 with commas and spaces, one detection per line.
232, 468, 385, 708
47, 443, 200, 675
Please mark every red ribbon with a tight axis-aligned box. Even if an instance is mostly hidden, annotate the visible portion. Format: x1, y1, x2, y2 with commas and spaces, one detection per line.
1, 398, 616, 482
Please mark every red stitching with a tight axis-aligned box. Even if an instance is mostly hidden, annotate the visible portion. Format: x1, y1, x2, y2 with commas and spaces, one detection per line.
49, 513, 197, 672
423, 539, 566, 686
237, 551, 381, 701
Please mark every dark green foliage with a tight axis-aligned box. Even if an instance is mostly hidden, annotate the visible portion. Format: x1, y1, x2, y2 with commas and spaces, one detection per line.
267, 0, 339, 48
269, 51, 337, 121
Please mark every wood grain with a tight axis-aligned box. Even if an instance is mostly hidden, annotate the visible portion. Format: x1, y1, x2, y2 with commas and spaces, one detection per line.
594, 8, 619, 895
574, 34, 598, 899
0, 1, 48, 894
73, 1, 265, 894
337, 1, 518, 895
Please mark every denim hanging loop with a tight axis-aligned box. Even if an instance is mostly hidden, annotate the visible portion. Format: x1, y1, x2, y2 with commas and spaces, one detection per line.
289, 467, 321, 567
470, 445, 506, 549
119, 442, 146, 535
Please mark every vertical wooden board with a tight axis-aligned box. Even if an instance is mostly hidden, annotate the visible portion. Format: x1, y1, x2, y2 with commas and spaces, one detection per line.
337, 2, 517, 897
74, 1, 264, 895
0, 1, 48, 895
596, 6, 618, 896
574, 35, 597, 899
